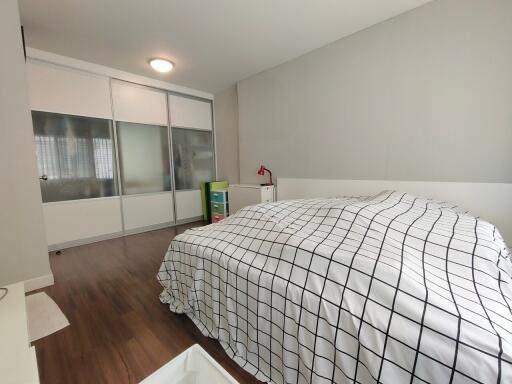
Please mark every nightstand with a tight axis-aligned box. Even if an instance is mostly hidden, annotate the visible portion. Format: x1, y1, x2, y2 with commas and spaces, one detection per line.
227, 184, 275, 214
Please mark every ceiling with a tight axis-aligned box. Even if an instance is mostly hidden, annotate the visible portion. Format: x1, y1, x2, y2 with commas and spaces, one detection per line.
19, 0, 433, 94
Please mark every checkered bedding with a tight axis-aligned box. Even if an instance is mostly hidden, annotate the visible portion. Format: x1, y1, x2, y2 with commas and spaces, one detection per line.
158, 191, 512, 384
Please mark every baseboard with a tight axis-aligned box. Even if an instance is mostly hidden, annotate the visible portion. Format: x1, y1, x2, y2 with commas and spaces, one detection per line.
47, 218, 205, 251
48, 231, 125, 252
24, 273, 54, 292
122, 222, 174, 236
176, 216, 204, 225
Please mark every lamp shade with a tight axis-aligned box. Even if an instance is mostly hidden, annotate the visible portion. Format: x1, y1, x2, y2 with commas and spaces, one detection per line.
257, 165, 266, 176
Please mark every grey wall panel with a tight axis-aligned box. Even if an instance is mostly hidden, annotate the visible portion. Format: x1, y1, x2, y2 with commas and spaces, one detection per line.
214, 85, 240, 184
238, 0, 512, 184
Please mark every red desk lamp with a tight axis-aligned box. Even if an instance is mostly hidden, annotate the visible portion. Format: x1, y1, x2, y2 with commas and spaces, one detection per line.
257, 165, 273, 186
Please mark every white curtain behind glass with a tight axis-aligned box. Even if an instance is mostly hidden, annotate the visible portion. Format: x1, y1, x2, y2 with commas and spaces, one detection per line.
31, 110, 118, 202
35, 136, 113, 180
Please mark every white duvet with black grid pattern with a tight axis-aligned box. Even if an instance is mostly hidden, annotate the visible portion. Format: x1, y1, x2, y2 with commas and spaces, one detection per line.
158, 191, 512, 384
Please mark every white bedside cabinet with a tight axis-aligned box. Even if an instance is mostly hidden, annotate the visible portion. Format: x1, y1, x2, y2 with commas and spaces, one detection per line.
228, 184, 275, 214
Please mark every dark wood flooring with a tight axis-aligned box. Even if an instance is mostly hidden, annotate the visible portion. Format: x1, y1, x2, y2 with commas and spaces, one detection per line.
33, 222, 262, 384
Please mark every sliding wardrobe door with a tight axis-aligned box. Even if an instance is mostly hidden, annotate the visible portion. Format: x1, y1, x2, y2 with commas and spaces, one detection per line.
112, 81, 174, 231
32, 111, 118, 202
27, 61, 123, 247
117, 121, 173, 230
169, 95, 214, 221
117, 122, 171, 195
172, 127, 215, 190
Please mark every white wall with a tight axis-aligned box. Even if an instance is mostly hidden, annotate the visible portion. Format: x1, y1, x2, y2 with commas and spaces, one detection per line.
238, 0, 512, 184
214, 85, 240, 184
0, 0, 52, 287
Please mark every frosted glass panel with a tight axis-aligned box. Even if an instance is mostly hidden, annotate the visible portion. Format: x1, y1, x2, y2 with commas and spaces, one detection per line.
172, 128, 214, 190
117, 122, 171, 195
32, 111, 118, 203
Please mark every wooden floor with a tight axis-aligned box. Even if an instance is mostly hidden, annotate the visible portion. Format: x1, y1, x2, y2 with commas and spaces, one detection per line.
33, 222, 262, 384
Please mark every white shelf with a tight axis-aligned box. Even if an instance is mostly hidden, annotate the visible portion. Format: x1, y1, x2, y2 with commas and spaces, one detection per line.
0, 283, 39, 384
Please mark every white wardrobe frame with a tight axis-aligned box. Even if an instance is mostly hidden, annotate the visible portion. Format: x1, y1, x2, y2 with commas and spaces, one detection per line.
112, 79, 217, 232
26, 52, 216, 250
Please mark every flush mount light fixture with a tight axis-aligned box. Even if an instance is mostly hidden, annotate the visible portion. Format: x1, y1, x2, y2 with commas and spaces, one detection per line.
149, 58, 174, 73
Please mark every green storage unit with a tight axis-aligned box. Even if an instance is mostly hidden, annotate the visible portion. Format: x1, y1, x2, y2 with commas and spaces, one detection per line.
201, 181, 229, 222
210, 189, 228, 223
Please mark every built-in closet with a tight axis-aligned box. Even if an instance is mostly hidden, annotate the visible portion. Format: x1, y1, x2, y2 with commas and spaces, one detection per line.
26, 59, 215, 249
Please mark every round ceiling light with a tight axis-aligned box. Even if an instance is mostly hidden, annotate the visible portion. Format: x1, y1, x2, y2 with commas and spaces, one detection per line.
149, 58, 174, 73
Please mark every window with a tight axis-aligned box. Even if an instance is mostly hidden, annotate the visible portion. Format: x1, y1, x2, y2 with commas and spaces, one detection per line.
172, 128, 214, 190
116, 121, 171, 195
32, 111, 118, 202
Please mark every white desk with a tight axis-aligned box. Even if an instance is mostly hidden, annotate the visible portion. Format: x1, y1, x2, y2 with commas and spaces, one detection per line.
0, 283, 39, 384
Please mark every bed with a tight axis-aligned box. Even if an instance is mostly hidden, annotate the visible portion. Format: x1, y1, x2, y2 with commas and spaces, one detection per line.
158, 191, 512, 383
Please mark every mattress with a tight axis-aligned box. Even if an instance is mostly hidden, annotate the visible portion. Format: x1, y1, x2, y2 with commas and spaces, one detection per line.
158, 191, 512, 383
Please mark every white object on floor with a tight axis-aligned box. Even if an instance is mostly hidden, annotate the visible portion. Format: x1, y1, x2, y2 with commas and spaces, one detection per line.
140, 344, 239, 384
26, 292, 69, 342
0, 283, 40, 384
